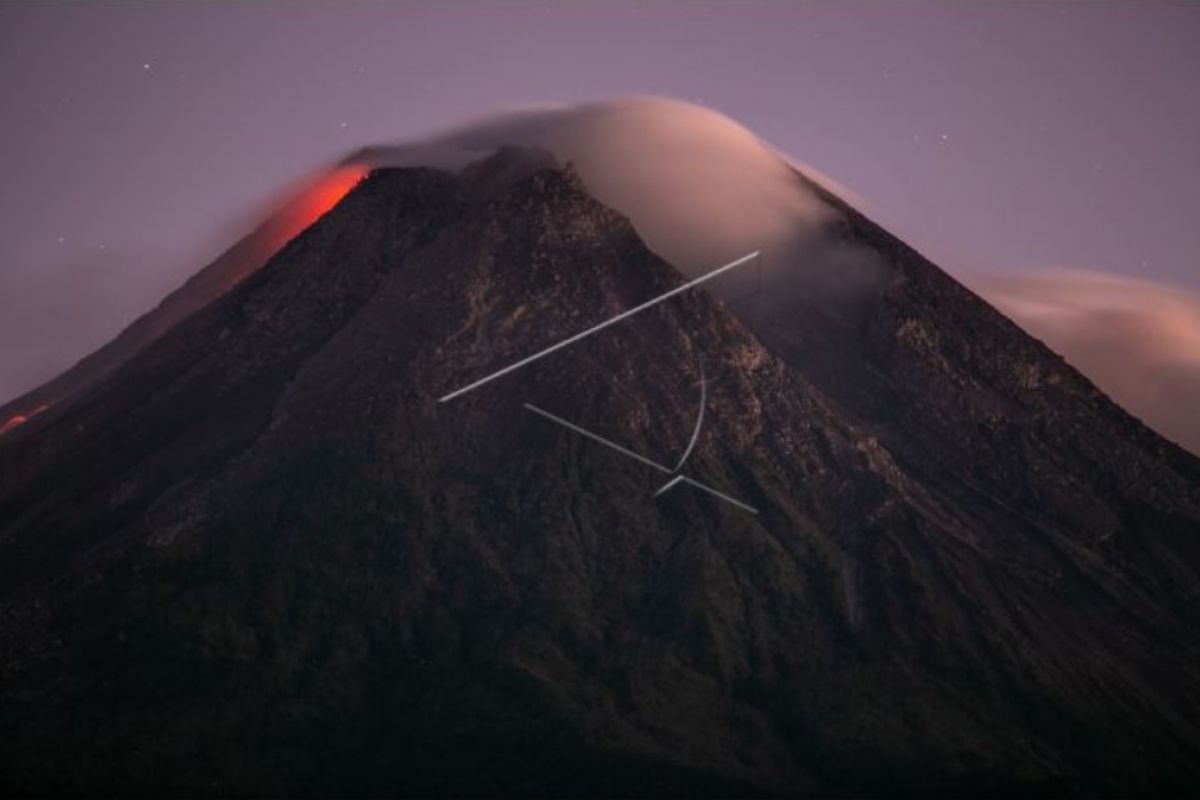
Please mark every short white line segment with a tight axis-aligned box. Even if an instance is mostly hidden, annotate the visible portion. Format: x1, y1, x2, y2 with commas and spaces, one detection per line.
676, 476, 759, 515
653, 475, 687, 497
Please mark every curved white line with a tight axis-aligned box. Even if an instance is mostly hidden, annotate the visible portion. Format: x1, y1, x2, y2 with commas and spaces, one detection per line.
673, 357, 706, 472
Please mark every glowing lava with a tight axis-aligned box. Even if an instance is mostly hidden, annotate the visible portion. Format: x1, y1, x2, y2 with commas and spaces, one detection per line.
219, 164, 370, 293
0, 403, 50, 436
267, 165, 369, 252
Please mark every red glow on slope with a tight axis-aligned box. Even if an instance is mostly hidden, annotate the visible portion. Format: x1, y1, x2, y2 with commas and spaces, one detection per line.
0, 403, 50, 436
268, 165, 369, 252
307, 165, 369, 221
220, 164, 370, 292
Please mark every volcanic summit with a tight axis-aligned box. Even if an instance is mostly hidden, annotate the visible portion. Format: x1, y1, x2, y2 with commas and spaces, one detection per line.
2, 99, 1199, 797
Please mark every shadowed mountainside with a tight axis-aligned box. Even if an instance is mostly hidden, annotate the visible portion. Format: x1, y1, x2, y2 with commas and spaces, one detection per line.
2, 151, 1199, 796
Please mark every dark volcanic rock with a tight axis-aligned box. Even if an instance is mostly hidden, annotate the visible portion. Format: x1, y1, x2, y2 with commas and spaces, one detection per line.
1, 153, 1199, 797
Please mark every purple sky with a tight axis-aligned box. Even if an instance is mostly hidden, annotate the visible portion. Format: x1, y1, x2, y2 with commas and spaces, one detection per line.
1, 2, 1198, 402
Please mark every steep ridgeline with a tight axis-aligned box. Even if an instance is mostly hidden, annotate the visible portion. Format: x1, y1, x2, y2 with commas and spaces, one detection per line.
1, 152, 1199, 797
0, 165, 370, 430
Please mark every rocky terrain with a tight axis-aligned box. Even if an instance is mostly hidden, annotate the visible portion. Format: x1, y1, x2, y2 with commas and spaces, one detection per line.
2, 149, 1199, 796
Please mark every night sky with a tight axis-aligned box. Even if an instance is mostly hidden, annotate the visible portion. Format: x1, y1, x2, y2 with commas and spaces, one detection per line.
1, 1, 1198, 403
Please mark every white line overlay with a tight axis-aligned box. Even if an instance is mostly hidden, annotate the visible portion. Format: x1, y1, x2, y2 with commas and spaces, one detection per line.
524, 403, 672, 474
437, 251, 760, 403
525, 402, 759, 515
673, 358, 706, 472
657, 475, 759, 515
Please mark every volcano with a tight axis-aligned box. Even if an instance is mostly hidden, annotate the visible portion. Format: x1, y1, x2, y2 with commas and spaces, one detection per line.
2, 100, 1199, 797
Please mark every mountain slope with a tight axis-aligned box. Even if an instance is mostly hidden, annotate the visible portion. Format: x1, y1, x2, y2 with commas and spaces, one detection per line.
0, 165, 369, 431
2, 152, 1199, 797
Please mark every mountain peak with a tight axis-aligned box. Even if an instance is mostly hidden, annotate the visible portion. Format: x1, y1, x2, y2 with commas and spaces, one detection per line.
3, 106, 1200, 797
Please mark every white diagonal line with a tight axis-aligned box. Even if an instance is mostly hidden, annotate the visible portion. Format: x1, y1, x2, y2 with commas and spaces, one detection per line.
655, 473, 757, 514
438, 251, 761, 403
679, 476, 759, 515
523, 403, 673, 474
526, 404, 758, 515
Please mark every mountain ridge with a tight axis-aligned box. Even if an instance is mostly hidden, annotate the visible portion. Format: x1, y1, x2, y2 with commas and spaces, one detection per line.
2, 152, 1199, 796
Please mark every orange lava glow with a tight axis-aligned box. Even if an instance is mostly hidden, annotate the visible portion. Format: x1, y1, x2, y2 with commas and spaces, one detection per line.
0, 403, 50, 436
270, 164, 370, 252
221, 164, 370, 293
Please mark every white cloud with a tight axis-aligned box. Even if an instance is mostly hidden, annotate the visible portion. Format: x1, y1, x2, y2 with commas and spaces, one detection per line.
975, 269, 1200, 455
